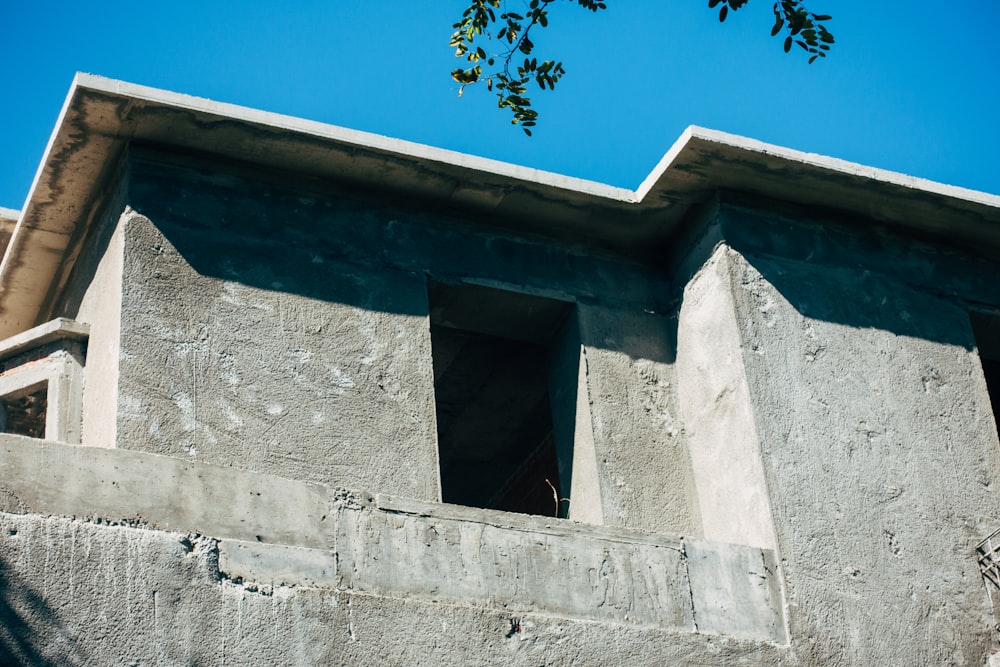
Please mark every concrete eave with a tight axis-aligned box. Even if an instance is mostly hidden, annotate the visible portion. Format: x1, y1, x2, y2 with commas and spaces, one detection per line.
2, 73, 999, 337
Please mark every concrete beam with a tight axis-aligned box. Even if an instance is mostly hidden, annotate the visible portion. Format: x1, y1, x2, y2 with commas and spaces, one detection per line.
0, 317, 88, 359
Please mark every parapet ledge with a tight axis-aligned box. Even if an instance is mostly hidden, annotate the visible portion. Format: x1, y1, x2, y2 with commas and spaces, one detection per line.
0, 318, 89, 360
373, 492, 683, 549
0, 436, 788, 644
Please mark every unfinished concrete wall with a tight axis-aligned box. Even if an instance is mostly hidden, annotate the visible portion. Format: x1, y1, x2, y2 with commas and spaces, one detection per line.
0, 512, 793, 666
41, 176, 133, 450
577, 304, 699, 536
676, 247, 778, 551
118, 207, 439, 498
57, 211, 125, 449
0, 435, 788, 665
733, 251, 1000, 664
113, 152, 693, 524
669, 201, 1000, 664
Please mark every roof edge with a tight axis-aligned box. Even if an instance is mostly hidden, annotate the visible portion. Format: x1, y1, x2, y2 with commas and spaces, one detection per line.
1, 74, 999, 339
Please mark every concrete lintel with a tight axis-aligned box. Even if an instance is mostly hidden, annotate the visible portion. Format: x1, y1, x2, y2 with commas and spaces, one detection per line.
0, 317, 89, 360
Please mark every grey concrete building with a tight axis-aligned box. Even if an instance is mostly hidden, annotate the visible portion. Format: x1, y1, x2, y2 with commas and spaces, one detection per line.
1, 73, 1000, 664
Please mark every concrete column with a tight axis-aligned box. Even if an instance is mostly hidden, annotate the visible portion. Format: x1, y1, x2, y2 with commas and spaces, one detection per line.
676, 246, 778, 551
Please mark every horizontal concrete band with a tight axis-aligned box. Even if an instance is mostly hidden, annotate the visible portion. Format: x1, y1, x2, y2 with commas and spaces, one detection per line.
0, 436, 785, 641
0, 434, 330, 548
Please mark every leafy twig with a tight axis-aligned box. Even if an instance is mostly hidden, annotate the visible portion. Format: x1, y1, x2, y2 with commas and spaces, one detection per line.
451, 1, 834, 135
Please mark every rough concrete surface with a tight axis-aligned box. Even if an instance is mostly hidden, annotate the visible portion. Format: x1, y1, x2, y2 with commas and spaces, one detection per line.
0, 511, 797, 666
5, 77, 1000, 664
112, 153, 675, 504
676, 249, 778, 551
57, 204, 126, 449
0, 456, 789, 665
727, 242, 1000, 664
576, 303, 700, 537
0, 435, 329, 549
335, 495, 694, 629
118, 206, 442, 499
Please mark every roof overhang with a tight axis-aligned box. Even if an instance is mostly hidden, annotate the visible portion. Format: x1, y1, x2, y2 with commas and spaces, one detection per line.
2, 73, 1000, 337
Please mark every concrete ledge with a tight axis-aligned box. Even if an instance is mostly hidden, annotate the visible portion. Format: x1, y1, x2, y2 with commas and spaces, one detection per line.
336, 498, 694, 629
0, 435, 329, 548
375, 492, 684, 548
0, 317, 88, 359
0, 436, 786, 641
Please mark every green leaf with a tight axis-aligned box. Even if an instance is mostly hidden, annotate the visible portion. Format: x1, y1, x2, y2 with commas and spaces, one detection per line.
783, 35, 792, 52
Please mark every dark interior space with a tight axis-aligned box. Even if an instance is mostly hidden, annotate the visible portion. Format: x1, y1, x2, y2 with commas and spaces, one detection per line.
971, 311, 1000, 431
428, 280, 573, 517
0, 387, 47, 439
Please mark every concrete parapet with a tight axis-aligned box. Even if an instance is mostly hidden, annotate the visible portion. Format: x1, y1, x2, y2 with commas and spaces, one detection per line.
337, 492, 692, 629
0, 435, 786, 643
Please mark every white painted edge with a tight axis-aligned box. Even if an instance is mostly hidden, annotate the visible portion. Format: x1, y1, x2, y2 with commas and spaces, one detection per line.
75, 73, 1000, 210
636, 125, 1000, 208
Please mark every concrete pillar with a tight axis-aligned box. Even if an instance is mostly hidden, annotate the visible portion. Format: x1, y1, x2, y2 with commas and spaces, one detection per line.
676, 246, 778, 551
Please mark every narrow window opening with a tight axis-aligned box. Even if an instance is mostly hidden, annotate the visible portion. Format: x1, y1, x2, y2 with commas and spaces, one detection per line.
971, 312, 1000, 431
428, 280, 574, 517
0, 383, 48, 439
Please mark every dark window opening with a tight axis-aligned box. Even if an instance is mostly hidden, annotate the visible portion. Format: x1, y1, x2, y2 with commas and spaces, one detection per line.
972, 312, 1000, 431
428, 280, 574, 517
0, 384, 48, 439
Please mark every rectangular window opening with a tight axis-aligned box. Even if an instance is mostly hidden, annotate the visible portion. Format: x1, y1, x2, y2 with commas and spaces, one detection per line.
0, 382, 48, 439
428, 280, 575, 518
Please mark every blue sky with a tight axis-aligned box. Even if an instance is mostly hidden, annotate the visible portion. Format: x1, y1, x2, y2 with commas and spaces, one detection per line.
2, 2, 997, 211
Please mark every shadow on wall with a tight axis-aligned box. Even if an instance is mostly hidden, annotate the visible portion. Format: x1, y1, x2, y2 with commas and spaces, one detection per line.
105, 156, 679, 366
718, 205, 988, 349
0, 556, 88, 666
743, 251, 976, 350
121, 155, 667, 329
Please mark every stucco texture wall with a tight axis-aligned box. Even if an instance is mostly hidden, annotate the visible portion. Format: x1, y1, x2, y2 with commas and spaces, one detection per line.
118, 207, 439, 498
116, 153, 695, 528
0, 511, 791, 666
707, 203, 1000, 664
